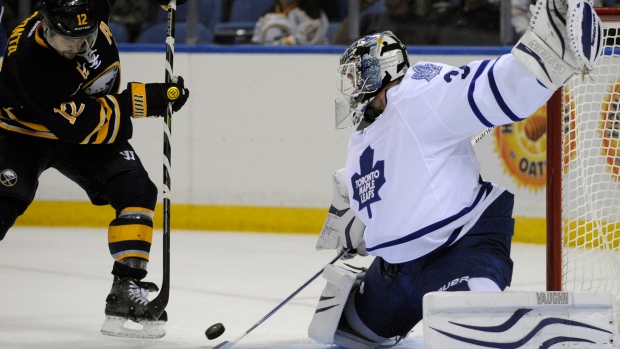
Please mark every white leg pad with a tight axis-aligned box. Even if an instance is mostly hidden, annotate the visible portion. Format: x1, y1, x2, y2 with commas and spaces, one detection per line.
308, 264, 361, 344
423, 291, 618, 348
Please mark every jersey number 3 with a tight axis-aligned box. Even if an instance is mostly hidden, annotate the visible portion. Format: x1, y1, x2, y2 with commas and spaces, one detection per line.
444, 65, 471, 83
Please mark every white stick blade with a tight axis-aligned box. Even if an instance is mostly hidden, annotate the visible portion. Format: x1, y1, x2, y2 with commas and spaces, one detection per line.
212, 341, 234, 349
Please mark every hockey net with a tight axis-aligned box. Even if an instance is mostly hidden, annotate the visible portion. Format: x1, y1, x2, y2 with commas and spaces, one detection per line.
547, 8, 620, 311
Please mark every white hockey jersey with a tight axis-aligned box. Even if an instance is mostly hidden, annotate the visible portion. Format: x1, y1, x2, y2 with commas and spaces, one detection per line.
345, 54, 554, 264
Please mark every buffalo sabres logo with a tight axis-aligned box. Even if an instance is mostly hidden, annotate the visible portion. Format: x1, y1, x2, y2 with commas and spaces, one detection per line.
0, 169, 17, 187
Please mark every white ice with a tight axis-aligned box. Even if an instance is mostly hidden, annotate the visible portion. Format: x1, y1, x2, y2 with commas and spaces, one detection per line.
0, 227, 546, 349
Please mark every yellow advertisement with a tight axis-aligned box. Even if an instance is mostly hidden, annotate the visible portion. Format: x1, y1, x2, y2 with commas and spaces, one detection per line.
494, 107, 547, 192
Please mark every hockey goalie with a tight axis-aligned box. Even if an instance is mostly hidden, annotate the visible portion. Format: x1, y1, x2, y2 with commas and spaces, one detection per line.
308, 0, 609, 347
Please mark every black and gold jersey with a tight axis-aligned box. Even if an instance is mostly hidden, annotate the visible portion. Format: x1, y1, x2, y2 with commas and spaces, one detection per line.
0, 0, 135, 144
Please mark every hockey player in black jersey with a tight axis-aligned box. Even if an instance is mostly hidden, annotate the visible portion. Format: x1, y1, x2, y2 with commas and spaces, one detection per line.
0, 0, 188, 339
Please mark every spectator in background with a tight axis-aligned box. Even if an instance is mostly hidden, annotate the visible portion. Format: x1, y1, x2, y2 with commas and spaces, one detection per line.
511, 0, 532, 40
436, 0, 501, 46
318, 0, 342, 21
333, 0, 441, 45
3, 1, 41, 35
331, 0, 503, 46
332, 0, 386, 45
252, 0, 329, 45
110, 0, 159, 42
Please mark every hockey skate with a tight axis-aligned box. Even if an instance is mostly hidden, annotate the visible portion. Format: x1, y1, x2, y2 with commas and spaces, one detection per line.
101, 276, 167, 339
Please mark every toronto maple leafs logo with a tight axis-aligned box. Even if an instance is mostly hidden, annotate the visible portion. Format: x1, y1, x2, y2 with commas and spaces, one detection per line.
411, 63, 442, 82
351, 146, 385, 219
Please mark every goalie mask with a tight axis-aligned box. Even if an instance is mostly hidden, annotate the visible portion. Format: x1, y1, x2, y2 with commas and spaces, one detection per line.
41, 0, 98, 56
335, 31, 409, 129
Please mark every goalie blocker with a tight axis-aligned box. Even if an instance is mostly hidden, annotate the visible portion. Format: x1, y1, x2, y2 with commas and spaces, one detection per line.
423, 291, 617, 348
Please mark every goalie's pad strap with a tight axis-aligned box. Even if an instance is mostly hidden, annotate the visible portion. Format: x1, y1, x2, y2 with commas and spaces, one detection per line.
512, 30, 577, 90
423, 291, 617, 348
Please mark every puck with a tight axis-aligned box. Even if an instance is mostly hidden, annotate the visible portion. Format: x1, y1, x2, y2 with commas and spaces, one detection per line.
205, 323, 225, 340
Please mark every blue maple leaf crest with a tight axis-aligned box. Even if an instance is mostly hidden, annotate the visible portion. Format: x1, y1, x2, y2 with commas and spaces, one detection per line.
351, 146, 385, 219
411, 63, 442, 82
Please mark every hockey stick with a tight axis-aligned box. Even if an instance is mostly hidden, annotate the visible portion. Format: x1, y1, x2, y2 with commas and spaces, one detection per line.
148, 0, 176, 320
212, 249, 350, 349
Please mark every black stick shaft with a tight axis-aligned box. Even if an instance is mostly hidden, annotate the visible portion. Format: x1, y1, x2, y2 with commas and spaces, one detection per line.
148, 0, 176, 320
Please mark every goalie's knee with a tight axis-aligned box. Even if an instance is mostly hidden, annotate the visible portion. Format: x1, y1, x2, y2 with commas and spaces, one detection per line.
308, 265, 362, 344
308, 264, 404, 349
308, 265, 394, 349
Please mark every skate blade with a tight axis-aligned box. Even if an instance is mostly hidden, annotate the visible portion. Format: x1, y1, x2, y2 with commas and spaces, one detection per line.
101, 315, 166, 339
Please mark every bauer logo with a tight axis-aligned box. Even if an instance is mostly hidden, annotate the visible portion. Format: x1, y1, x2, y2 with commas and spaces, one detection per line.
351, 146, 385, 219
0, 169, 17, 187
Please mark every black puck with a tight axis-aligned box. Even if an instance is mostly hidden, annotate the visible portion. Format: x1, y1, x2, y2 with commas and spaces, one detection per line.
205, 322, 225, 340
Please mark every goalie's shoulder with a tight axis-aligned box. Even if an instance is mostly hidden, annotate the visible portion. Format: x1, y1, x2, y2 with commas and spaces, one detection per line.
406, 61, 453, 83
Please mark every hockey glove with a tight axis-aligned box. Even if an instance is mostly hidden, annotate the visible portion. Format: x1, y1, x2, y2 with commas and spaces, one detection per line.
567, 0, 603, 75
512, 0, 603, 90
315, 168, 368, 260
128, 76, 189, 118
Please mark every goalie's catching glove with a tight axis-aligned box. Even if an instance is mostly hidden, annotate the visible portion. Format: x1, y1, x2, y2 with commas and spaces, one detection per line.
315, 168, 368, 260
128, 76, 189, 118
512, 0, 603, 90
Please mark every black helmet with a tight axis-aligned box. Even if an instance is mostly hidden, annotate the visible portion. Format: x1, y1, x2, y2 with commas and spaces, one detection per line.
41, 0, 97, 38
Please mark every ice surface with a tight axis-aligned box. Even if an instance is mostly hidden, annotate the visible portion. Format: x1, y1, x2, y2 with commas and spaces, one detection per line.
0, 227, 546, 349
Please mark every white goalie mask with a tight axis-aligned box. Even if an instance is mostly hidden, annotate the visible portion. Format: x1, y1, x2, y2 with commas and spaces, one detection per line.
335, 31, 409, 129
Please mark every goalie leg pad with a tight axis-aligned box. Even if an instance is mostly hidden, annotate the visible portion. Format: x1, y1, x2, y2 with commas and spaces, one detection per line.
423, 291, 618, 349
308, 265, 362, 344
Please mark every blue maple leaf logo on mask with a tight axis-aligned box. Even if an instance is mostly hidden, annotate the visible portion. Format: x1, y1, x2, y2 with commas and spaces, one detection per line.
351, 146, 385, 219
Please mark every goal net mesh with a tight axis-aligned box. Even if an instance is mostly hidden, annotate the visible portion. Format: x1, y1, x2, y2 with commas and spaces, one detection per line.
560, 11, 620, 308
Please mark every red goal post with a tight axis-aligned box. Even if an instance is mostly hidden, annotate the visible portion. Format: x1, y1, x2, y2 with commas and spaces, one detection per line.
547, 7, 620, 301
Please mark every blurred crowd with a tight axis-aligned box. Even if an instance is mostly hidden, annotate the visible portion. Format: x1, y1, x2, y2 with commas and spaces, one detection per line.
0, 0, 618, 47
